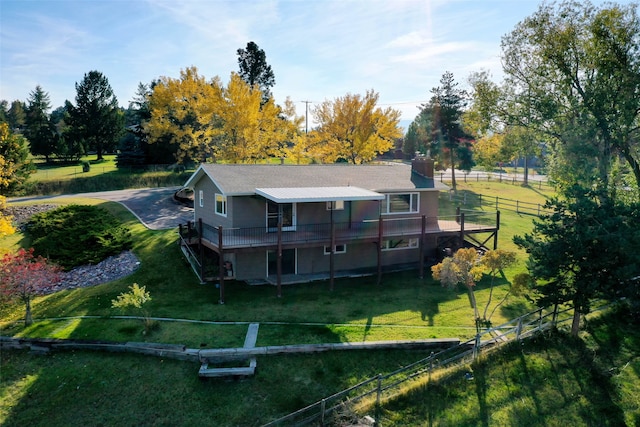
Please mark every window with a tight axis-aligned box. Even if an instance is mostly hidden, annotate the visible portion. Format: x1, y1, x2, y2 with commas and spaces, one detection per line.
382, 193, 419, 214
382, 238, 419, 251
326, 200, 344, 210
199, 190, 204, 208
324, 244, 347, 255
215, 193, 227, 217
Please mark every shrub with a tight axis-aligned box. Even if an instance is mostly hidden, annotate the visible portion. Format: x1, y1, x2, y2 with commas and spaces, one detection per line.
26, 205, 133, 269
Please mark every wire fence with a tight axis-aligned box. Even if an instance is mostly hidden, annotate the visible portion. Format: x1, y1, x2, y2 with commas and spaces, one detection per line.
260, 302, 608, 427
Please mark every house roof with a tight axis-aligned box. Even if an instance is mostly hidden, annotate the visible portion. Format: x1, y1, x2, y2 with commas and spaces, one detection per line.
256, 186, 385, 203
184, 163, 448, 196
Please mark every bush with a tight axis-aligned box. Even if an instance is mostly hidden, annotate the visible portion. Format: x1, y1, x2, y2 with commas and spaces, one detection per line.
26, 205, 133, 270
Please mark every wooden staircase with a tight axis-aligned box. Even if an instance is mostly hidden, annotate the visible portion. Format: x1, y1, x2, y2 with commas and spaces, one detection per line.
198, 323, 259, 378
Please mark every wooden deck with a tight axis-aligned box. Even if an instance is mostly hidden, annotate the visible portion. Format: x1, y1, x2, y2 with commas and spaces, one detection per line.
181, 213, 499, 252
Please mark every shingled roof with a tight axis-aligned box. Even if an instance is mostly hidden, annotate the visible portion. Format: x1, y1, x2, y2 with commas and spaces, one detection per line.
184, 163, 448, 195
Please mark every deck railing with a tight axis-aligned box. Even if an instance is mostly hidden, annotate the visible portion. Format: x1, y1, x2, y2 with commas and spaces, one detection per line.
180, 212, 499, 250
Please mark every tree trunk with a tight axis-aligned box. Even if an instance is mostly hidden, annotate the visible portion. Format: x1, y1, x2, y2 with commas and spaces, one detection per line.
449, 147, 457, 191
571, 310, 581, 337
523, 156, 529, 186
24, 297, 33, 326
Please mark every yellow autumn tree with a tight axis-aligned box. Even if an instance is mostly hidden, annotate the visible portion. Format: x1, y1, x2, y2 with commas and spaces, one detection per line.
216, 74, 300, 163
146, 68, 301, 164
145, 66, 223, 164
309, 90, 402, 164
0, 195, 15, 238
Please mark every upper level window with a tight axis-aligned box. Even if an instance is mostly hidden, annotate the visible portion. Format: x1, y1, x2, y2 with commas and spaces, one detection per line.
199, 190, 204, 208
326, 200, 344, 210
382, 193, 419, 214
215, 193, 227, 217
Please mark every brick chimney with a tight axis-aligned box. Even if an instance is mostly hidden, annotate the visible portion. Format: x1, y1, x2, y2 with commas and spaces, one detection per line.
411, 154, 434, 178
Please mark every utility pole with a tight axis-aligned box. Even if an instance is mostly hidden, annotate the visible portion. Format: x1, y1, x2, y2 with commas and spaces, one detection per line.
301, 100, 312, 133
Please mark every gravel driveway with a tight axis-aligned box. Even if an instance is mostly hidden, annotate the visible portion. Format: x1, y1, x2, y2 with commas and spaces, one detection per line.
8, 187, 194, 230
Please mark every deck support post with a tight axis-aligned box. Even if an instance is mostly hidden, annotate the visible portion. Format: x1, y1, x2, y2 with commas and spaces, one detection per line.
330, 207, 335, 291
198, 218, 205, 283
218, 225, 225, 304
419, 215, 426, 279
277, 220, 282, 298
459, 213, 465, 248
494, 211, 500, 250
377, 216, 383, 285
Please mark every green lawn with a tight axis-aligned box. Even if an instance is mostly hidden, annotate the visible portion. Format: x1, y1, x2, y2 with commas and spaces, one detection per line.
31, 155, 119, 182
3, 178, 635, 425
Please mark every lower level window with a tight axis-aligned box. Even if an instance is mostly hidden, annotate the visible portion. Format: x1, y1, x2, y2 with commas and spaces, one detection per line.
382, 238, 419, 251
324, 244, 346, 255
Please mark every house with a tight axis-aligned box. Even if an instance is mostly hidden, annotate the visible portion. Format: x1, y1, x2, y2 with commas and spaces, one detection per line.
179, 156, 499, 302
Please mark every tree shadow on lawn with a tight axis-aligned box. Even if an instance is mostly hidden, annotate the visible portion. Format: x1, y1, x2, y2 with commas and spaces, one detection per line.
388, 331, 626, 426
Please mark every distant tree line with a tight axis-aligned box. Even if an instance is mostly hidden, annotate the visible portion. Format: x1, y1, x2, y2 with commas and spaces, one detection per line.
1, 40, 403, 188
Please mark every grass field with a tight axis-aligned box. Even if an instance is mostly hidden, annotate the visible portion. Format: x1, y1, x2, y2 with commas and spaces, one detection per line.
3, 169, 636, 426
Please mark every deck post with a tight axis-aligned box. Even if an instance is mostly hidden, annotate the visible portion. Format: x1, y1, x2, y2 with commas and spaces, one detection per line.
459, 212, 465, 248
419, 215, 426, 279
330, 207, 335, 291
218, 225, 225, 304
377, 216, 383, 285
277, 220, 282, 298
456, 206, 461, 224
198, 218, 205, 283
494, 211, 500, 250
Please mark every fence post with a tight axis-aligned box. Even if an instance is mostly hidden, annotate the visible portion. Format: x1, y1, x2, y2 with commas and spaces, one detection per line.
320, 398, 326, 426
473, 333, 481, 359
516, 318, 523, 341
495, 196, 499, 210
375, 374, 383, 427
463, 191, 467, 205
538, 309, 543, 330
516, 200, 519, 214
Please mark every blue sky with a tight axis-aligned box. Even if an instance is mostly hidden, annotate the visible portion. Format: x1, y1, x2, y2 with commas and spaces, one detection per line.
0, 0, 627, 127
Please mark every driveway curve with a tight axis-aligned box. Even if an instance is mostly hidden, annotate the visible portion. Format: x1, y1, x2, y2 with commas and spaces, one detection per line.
8, 187, 194, 230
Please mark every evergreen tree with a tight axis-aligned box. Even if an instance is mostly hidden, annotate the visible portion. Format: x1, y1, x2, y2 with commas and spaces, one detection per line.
0, 122, 34, 194
421, 71, 473, 190
237, 41, 276, 104
7, 100, 26, 131
67, 71, 124, 160
25, 86, 58, 163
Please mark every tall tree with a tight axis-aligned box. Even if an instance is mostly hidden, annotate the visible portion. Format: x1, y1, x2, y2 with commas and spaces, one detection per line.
146, 66, 224, 164
514, 186, 640, 336
421, 71, 473, 190
118, 82, 153, 168
146, 67, 296, 164
7, 100, 26, 131
501, 1, 640, 192
0, 101, 9, 124
237, 41, 276, 104
67, 71, 124, 160
216, 74, 298, 162
309, 90, 402, 164
0, 122, 34, 194
25, 86, 58, 163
